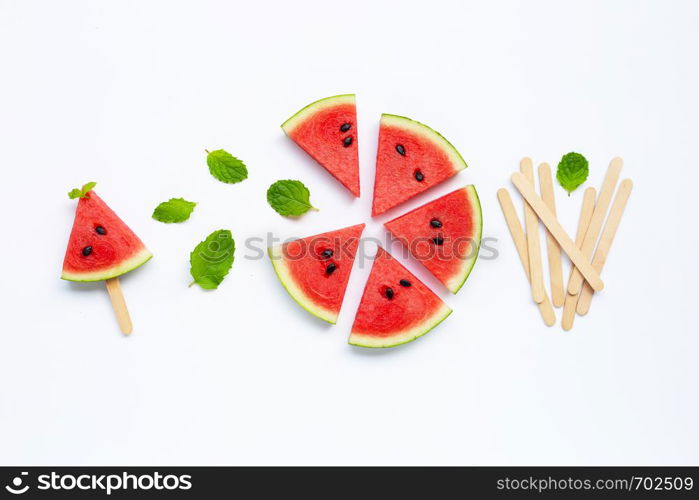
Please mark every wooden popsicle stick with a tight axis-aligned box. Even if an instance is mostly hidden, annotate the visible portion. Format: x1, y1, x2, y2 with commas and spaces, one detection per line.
511, 172, 604, 292
538, 162, 564, 307
520, 158, 546, 304
561, 291, 579, 331
575, 188, 598, 246
497, 188, 555, 326
576, 179, 633, 315
562, 187, 597, 331
497, 189, 529, 273
105, 277, 133, 335
567, 157, 623, 295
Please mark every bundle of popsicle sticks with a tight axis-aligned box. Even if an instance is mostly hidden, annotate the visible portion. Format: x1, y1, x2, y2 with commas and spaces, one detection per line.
497, 157, 633, 330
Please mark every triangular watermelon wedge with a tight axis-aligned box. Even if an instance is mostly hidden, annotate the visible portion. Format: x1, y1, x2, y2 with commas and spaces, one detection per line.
349, 247, 452, 348
282, 94, 360, 197
62, 189, 152, 282
372, 114, 467, 216
269, 223, 365, 324
384, 186, 482, 294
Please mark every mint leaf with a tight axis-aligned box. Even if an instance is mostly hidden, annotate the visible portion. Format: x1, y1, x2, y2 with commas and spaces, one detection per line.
68, 181, 97, 199
267, 179, 317, 216
556, 152, 589, 195
152, 197, 197, 223
189, 229, 235, 290
206, 149, 248, 184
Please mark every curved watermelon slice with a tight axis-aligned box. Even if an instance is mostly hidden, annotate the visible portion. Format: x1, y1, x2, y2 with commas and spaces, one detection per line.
349, 247, 452, 348
372, 114, 467, 216
269, 223, 365, 324
384, 186, 482, 294
62, 190, 152, 282
282, 94, 360, 197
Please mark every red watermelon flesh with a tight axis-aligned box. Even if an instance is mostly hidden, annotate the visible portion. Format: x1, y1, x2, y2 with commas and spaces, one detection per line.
372, 114, 467, 216
384, 186, 482, 294
269, 223, 365, 324
62, 191, 152, 282
282, 94, 360, 197
349, 246, 452, 348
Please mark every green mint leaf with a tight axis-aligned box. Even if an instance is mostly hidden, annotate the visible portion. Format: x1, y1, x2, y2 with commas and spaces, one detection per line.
266, 179, 317, 216
68, 181, 97, 199
556, 152, 589, 195
206, 149, 248, 184
152, 197, 197, 223
189, 229, 235, 290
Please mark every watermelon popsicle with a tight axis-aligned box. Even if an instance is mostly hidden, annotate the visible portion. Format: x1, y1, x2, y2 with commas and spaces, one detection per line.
61, 182, 152, 335
281, 94, 360, 197
371, 114, 467, 216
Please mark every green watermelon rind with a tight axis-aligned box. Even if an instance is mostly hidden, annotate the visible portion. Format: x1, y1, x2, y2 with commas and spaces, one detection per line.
380, 113, 469, 173
60, 247, 153, 282
445, 185, 483, 294
268, 244, 338, 324
348, 303, 453, 348
281, 94, 356, 134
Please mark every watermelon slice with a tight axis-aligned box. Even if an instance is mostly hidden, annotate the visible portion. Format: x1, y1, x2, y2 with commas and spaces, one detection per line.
349, 247, 452, 348
62, 188, 152, 282
372, 114, 467, 216
282, 94, 360, 197
268, 223, 365, 324
384, 186, 482, 294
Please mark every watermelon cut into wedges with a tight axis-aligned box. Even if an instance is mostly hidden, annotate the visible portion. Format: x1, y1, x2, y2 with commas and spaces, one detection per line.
269, 223, 365, 324
349, 247, 452, 348
62, 189, 152, 282
372, 114, 467, 216
282, 94, 360, 197
384, 186, 482, 294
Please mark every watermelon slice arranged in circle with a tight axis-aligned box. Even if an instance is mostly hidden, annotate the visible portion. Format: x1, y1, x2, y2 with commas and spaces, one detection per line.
384, 186, 482, 294
372, 114, 467, 216
62, 190, 152, 282
269, 223, 365, 324
282, 94, 360, 197
349, 246, 452, 348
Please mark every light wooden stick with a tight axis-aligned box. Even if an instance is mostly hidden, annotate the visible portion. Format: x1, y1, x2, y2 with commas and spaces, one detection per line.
511, 172, 605, 291
576, 189, 598, 250
520, 158, 545, 304
538, 162, 564, 307
562, 187, 597, 331
567, 157, 623, 295
105, 277, 133, 335
497, 188, 555, 326
576, 179, 633, 315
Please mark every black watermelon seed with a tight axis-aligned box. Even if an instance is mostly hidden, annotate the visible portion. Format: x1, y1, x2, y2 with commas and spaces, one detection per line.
385, 287, 394, 299
340, 123, 351, 132
414, 170, 424, 182
399, 279, 411, 287
430, 218, 442, 228
326, 263, 337, 275
396, 144, 406, 156
82, 246, 93, 256
95, 226, 106, 235
432, 237, 444, 246
343, 136, 353, 147
322, 249, 333, 259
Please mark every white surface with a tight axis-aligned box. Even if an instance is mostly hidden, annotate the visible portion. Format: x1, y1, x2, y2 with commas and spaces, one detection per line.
0, 0, 697, 465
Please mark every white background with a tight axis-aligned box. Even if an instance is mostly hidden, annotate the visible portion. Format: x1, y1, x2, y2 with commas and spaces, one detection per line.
0, 0, 697, 465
